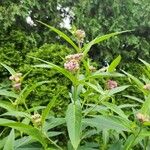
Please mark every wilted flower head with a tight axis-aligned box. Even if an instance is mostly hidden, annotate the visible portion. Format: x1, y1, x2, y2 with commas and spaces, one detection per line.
136, 112, 149, 123
143, 83, 150, 90
75, 29, 85, 42
107, 80, 118, 90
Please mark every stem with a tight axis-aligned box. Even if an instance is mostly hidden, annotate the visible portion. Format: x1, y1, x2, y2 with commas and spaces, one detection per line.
45, 134, 63, 150
78, 40, 82, 52
73, 85, 78, 104
127, 126, 142, 150
144, 136, 149, 150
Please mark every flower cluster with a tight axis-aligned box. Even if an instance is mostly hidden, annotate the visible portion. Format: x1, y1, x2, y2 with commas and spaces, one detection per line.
143, 83, 150, 90
106, 80, 118, 90
89, 65, 96, 72
75, 29, 85, 42
9, 73, 22, 91
31, 113, 42, 127
136, 112, 149, 123
64, 53, 83, 72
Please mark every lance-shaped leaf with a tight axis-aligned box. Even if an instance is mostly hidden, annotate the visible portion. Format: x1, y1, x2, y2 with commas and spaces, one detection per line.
1, 63, 16, 75
66, 103, 82, 150
3, 129, 15, 150
0, 89, 18, 98
15, 81, 50, 104
83, 30, 131, 56
31, 56, 77, 84
37, 20, 79, 52
108, 55, 121, 72
122, 70, 144, 88
0, 118, 47, 147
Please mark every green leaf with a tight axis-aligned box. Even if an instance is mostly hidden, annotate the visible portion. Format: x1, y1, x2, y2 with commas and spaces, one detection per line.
83, 31, 131, 56
1, 63, 16, 75
15, 81, 50, 104
37, 21, 79, 52
0, 118, 47, 148
30, 57, 77, 84
44, 117, 65, 132
0, 110, 30, 118
3, 129, 15, 150
83, 116, 131, 132
107, 85, 129, 96
108, 55, 121, 72
82, 82, 104, 95
0, 90, 18, 98
66, 103, 82, 150
139, 58, 150, 71
102, 102, 128, 119
0, 100, 15, 111
122, 70, 144, 88
109, 141, 123, 150
118, 104, 139, 109
141, 94, 150, 114
123, 95, 144, 103
86, 72, 125, 80
41, 94, 58, 125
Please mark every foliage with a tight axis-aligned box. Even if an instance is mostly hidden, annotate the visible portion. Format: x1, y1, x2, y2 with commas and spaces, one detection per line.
0, 23, 150, 150
61, 0, 150, 65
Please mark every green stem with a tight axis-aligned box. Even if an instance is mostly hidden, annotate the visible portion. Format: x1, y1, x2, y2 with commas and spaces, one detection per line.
45, 134, 63, 150
127, 126, 142, 150
73, 85, 78, 104
144, 136, 149, 150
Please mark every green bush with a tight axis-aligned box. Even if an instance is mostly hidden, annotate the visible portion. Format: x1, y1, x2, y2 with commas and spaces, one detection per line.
20, 43, 73, 111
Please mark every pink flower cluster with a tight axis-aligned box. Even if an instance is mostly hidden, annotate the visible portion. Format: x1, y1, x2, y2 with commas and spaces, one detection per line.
64, 53, 83, 72
106, 80, 118, 90
9, 73, 22, 91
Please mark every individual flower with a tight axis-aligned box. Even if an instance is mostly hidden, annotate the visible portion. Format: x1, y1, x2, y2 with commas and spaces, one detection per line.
143, 83, 150, 90
136, 112, 149, 123
75, 29, 85, 42
106, 80, 118, 90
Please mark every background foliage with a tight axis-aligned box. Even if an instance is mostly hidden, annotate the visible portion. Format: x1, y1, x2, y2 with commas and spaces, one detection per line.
0, 0, 149, 114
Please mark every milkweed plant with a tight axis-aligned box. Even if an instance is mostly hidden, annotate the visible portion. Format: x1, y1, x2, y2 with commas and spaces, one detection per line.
0, 21, 150, 150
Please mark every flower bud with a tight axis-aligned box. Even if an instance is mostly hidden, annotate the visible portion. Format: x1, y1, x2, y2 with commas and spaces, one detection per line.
31, 113, 42, 126
136, 112, 149, 123
75, 29, 85, 41
106, 80, 118, 90
12, 83, 21, 91
65, 53, 83, 61
89, 66, 96, 72
143, 84, 150, 90
9, 75, 15, 81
